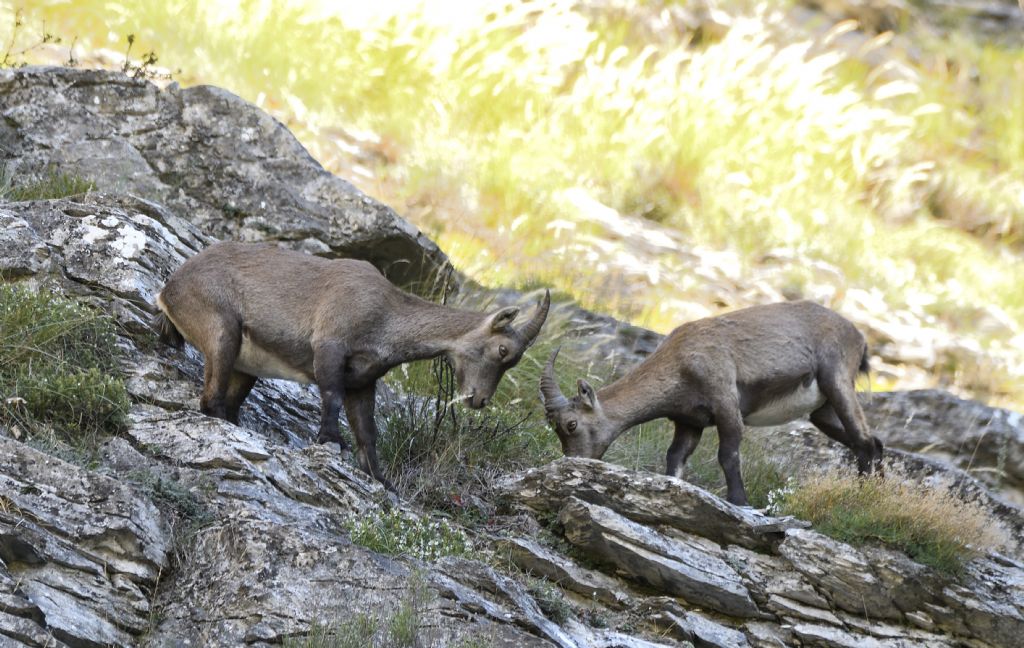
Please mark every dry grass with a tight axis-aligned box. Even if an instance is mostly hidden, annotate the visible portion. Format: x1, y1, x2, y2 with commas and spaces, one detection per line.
775, 468, 1008, 573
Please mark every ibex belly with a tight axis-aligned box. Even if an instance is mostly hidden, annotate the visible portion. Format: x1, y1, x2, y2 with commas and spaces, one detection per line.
235, 336, 314, 384
744, 380, 825, 427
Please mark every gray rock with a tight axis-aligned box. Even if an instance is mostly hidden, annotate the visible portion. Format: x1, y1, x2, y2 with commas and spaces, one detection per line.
642, 598, 749, 648
498, 536, 632, 609
0, 66, 448, 286
498, 457, 808, 552
437, 557, 581, 648
778, 529, 900, 620
558, 498, 760, 618
863, 389, 1024, 499
779, 528, 1024, 647
742, 620, 793, 648
725, 544, 830, 610
0, 437, 169, 647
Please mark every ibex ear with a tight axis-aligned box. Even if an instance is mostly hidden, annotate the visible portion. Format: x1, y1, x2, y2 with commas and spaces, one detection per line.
577, 379, 598, 409
490, 307, 519, 332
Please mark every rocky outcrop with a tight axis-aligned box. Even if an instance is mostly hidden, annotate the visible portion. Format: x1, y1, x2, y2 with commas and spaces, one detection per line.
3, 189, 1022, 648
501, 456, 809, 552
0, 66, 447, 285
500, 458, 1024, 648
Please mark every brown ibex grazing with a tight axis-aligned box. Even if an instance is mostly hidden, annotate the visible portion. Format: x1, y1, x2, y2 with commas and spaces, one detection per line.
154, 241, 551, 490
540, 301, 883, 506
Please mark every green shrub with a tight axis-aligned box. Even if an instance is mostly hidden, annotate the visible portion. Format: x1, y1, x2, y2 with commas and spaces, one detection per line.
0, 285, 129, 445
378, 296, 584, 519
772, 469, 1007, 574
345, 508, 472, 562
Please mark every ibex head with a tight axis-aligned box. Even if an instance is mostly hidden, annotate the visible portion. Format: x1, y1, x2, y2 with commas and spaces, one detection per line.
451, 290, 551, 409
539, 348, 614, 457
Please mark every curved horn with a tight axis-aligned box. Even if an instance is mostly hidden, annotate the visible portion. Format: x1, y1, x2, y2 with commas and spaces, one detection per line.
540, 346, 569, 413
519, 289, 551, 344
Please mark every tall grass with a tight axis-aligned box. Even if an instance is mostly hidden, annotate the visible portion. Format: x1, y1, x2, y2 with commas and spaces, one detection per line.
775, 468, 1008, 574
6, 0, 1024, 403
0, 285, 129, 450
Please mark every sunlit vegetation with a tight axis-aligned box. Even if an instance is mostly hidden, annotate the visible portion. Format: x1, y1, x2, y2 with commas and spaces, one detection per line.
3, 0, 1023, 407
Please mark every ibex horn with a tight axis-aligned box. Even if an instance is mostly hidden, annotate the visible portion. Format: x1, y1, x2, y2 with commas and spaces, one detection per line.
519, 289, 551, 344
540, 346, 569, 412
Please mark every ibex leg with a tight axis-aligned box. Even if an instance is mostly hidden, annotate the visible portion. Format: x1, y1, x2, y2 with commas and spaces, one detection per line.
712, 398, 749, 507
224, 371, 258, 424
814, 371, 878, 474
199, 319, 242, 420
313, 341, 348, 448
666, 421, 703, 479
344, 381, 396, 492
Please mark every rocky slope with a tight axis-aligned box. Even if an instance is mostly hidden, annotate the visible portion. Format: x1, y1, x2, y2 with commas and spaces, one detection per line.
0, 67, 1022, 647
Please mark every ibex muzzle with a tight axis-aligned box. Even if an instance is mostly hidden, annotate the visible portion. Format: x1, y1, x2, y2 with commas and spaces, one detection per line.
541, 301, 883, 507
154, 242, 550, 490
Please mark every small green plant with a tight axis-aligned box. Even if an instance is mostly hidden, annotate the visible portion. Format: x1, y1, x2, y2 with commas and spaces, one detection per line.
0, 167, 94, 202
0, 285, 129, 449
285, 615, 380, 648
129, 469, 212, 527
773, 468, 1007, 574
526, 577, 574, 624
345, 508, 472, 562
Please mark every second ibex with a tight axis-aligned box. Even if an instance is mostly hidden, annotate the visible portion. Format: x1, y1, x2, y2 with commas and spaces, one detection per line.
155, 241, 551, 490
540, 300, 883, 506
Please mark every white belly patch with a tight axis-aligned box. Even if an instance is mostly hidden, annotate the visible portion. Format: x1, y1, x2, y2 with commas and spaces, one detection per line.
235, 336, 313, 384
744, 380, 825, 427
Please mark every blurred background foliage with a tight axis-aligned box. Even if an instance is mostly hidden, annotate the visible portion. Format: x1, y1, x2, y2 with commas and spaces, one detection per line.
3, 0, 1023, 407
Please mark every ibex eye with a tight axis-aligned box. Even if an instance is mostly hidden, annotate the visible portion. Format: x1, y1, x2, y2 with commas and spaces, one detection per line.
498, 344, 509, 358
567, 420, 577, 432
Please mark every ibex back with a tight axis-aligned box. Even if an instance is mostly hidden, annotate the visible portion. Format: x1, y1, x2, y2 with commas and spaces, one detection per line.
155, 242, 550, 490
541, 301, 883, 506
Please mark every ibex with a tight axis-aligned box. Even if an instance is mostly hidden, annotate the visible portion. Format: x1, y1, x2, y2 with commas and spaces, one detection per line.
540, 301, 883, 506
154, 241, 551, 490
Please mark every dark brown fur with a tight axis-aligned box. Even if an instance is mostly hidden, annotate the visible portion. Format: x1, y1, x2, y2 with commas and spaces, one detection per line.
541, 301, 882, 506
156, 241, 550, 490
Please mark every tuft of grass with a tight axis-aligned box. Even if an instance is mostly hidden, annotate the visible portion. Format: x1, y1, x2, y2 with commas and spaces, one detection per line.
0, 167, 94, 201
773, 468, 1007, 574
0, 285, 129, 449
345, 508, 472, 562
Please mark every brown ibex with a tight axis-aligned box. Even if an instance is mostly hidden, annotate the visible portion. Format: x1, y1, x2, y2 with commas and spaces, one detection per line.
154, 241, 551, 490
540, 301, 883, 506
